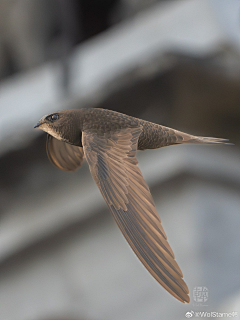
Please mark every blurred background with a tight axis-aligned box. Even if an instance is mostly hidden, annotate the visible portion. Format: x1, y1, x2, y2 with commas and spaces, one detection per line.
0, 0, 240, 319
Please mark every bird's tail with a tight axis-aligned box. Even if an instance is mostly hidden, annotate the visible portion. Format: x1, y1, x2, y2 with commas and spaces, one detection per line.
156, 125, 233, 148
138, 123, 233, 150
175, 133, 233, 146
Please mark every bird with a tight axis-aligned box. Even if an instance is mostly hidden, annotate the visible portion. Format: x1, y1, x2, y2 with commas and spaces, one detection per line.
34, 108, 231, 303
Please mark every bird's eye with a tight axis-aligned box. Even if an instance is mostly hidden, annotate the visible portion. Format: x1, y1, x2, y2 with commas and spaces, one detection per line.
51, 114, 59, 121
46, 114, 59, 122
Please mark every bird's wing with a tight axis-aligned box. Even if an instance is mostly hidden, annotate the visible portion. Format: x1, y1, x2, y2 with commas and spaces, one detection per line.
46, 135, 84, 171
82, 127, 189, 303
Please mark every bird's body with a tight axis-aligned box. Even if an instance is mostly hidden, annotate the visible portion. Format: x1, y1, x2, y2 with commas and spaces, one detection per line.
35, 108, 230, 304
37, 108, 226, 150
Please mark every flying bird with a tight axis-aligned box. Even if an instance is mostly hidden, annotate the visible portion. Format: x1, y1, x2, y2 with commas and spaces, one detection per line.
34, 108, 231, 303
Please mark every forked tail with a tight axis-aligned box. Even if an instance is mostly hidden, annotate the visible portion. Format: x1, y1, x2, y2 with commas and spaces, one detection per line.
173, 130, 233, 145
158, 124, 234, 149
174, 132, 233, 146
137, 122, 233, 150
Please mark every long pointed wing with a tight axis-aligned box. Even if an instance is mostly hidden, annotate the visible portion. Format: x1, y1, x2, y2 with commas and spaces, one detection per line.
82, 127, 189, 303
46, 135, 84, 171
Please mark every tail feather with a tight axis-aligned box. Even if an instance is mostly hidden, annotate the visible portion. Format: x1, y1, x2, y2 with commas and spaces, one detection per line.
171, 128, 233, 146
184, 136, 233, 145
139, 124, 233, 150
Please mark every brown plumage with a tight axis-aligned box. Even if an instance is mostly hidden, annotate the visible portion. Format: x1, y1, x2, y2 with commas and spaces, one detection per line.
34, 108, 231, 303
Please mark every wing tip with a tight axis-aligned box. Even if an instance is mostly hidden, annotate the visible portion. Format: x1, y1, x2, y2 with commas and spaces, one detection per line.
182, 293, 190, 303
170, 284, 190, 303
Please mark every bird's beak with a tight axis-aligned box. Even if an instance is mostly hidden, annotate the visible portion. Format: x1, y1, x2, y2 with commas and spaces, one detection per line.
34, 118, 44, 129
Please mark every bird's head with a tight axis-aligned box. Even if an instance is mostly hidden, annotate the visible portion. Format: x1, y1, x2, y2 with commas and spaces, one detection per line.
34, 112, 64, 139
34, 110, 82, 145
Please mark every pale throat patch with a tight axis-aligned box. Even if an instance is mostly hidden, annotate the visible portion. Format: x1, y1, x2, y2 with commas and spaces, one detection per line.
39, 123, 62, 141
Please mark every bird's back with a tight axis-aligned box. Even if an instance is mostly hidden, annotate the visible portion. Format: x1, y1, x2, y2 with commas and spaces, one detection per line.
80, 108, 163, 150
79, 108, 230, 151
